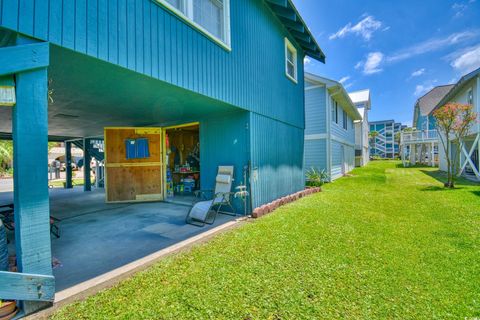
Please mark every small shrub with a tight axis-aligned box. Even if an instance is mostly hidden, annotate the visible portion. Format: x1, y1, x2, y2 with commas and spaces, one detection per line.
305, 167, 329, 187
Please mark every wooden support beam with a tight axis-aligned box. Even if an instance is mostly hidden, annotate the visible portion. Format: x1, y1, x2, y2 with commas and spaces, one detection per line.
13, 66, 53, 314
304, 49, 325, 63
290, 30, 310, 42
265, 0, 288, 7
65, 141, 73, 189
0, 42, 49, 77
0, 271, 55, 302
459, 134, 480, 178
279, 17, 304, 32
269, 4, 296, 21
297, 39, 317, 51
84, 138, 92, 191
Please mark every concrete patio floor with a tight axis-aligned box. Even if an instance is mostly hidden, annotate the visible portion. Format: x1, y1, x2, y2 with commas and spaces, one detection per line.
0, 186, 235, 292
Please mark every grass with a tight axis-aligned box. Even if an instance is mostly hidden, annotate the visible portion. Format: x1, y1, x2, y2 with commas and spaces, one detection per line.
49, 178, 89, 188
51, 161, 479, 319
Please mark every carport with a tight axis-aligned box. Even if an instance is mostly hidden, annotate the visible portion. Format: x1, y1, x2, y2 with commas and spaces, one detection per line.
0, 32, 249, 314
0, 187, 234, 293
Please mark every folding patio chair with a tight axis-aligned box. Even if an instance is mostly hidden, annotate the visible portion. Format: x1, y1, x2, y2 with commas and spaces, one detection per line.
185, 166, 236, 226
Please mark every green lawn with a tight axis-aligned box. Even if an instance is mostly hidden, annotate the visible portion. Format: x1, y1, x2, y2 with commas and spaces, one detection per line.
52, 161, 480, 319
49, 178, 85, 188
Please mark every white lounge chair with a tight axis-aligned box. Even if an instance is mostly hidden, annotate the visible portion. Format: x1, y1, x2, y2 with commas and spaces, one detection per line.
185, 166, 235, 226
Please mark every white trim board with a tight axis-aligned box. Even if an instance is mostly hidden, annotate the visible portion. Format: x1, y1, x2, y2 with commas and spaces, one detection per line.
305, 84, 326, 91
154, 0, 231, 51
305, 133, 327, 140
305, 133, 355, 147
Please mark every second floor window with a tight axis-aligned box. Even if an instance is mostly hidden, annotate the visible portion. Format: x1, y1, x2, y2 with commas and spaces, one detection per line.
160, 0, 230, 48
285, 38, 297, 83
468, 88, 473, 105
343, 110, 348, 130
332, 100, 339, 123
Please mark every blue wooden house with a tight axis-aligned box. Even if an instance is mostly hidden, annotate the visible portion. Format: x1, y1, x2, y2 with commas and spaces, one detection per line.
0, 0, 325, 314
304, 73, 361, 181
402, 84, 453, 166
413, 85, 453, 131
429, 68, 480, 180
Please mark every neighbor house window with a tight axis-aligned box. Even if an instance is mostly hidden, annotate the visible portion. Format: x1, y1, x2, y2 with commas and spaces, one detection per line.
467, 88, 473, 105
157, 0, 230, 49
343, 110, 348, 130
285, 38, 297, 83
332, 100, 339, 123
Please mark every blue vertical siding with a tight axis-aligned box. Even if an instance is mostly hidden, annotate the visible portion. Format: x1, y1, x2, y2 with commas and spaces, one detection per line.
305, 83, 327, 135
0, 0, 306, 129
249, 113, 304, 208
199, 111, 250, 210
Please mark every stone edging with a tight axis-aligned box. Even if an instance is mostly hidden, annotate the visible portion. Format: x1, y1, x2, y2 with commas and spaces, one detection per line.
252, 187, 322, 218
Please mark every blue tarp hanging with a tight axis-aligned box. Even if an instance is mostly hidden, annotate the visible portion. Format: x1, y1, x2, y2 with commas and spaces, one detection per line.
125, 138, 150, 159
125, 139, 137, 160
136, 138, 150, 158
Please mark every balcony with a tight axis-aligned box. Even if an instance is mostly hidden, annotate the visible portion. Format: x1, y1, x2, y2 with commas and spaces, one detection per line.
400, 130, 438, 144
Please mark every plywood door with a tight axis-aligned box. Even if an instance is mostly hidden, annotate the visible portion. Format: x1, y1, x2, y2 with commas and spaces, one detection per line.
104, 128, 164, 203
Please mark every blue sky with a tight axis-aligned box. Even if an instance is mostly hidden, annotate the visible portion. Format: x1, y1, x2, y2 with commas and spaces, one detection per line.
295, 0, 480, 126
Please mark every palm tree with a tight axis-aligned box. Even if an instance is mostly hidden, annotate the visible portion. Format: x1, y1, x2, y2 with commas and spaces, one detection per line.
369, 131, 379, 143
0, 140, 13, 170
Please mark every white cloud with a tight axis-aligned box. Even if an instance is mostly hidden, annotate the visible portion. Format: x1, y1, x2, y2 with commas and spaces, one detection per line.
304, 57, 312, 65
452, 2, 468, 18
387, 31, 478, 63
352, 31, 478, 76
329, 15, 384, 41
356, 52, 384, 75
411, 68, 426, 77
450, 44, 480, 74
414, 84, 433, 96
413, 79, 438, 96
339, 76, 350, 84
452, 0, 476, 18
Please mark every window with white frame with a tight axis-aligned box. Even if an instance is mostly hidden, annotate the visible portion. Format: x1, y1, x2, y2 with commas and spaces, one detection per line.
285, 38, 297, 82
159, 0, 230, 48
343, 110, 348, 130
332, 100, 339, 123
467, 88, 473, 105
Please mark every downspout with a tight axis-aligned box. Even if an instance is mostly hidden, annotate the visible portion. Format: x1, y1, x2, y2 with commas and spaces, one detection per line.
326, 88, 338, 181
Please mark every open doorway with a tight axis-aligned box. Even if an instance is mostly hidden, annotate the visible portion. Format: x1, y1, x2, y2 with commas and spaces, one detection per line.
165, 123, 200, 205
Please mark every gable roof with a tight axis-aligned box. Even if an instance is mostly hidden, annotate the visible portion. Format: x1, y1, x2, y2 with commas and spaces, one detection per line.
430, 67, 480, 114
265, 0, 325, 63
416, 85, 454, 116
348, 89, 370, 104
305, 73, 362, 121
348, 89, 371, 110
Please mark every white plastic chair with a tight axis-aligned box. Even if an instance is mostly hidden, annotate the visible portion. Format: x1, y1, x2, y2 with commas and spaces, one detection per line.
185, 166, 235, 226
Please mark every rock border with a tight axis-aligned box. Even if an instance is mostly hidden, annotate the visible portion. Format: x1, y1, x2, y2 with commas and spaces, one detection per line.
251, 187, 322, 218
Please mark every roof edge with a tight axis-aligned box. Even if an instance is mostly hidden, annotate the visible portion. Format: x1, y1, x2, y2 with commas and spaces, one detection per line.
265, 0, 325, 63
305, 72, 362, 120
430, 67, 480, 114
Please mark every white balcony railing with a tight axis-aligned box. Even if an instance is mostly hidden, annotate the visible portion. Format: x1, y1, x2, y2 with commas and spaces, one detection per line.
400, 130, 438, 144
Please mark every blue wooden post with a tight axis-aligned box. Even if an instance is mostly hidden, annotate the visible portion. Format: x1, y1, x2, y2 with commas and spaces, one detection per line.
65, 141, 73, 188
13, 67, 53, 313
84, 138, 91, 191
